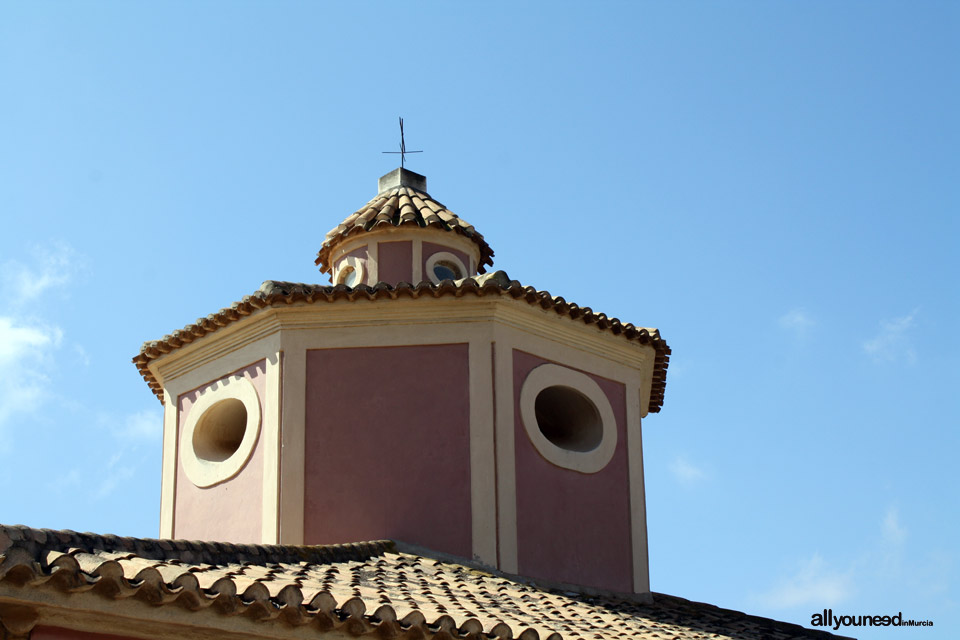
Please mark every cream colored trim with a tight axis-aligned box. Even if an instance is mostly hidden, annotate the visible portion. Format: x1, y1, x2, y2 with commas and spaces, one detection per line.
367, 241, 379, 284
278, 340, 306, 544
334, 256, 365, 287
148, 298, 654, 391
468, 336, 497, 565
261, 352, 282, 544
638, 362, 654, 418
626, 377, 650, 594
493, 334, 517, 573
179, 375, 262, 488
518, 364, 617, 474
0, 584, 357, 640
412, 238, 423, 282
159, 394, 177, 538
426, 251, 468, 284
150, 316, 282, 387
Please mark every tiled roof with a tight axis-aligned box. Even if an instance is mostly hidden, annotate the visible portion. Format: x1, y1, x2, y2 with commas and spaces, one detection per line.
315, 186, 495, 274
0, 525, 848, 640
133, 271, 670, 411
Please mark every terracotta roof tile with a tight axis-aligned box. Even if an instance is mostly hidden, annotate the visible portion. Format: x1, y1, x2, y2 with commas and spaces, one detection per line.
132, 272, 670, 412
0, 526, 850, 640
315, 186, 495, 273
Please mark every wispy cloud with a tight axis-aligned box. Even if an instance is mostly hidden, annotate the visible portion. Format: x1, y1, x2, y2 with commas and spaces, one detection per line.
779, 308, 815, 335
882, 506, 907, 545
117, 408, 163, 441
0, 243, 83, 432
94, 451, 137, 500
755, 553, 855, 609
0, 316, 63, 432
1, 242, 86, 305
755, 505, 919, 611
670, 455, 706, 485
863, 310, 918, 364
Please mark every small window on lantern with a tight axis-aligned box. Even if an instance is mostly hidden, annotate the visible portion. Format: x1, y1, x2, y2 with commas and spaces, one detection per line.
336, 257, 364, 287
426, 252, 467, 284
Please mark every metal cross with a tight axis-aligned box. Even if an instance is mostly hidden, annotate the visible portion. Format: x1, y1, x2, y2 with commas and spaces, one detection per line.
382, 117, 423, 168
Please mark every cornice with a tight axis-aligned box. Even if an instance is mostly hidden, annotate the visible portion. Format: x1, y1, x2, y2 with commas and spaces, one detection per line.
135, 273, 669, 411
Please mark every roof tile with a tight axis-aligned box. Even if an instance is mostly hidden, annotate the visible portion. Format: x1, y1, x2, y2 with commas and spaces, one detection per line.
132, 272, 670, 413
316, 186, 494, 273
0, 525, 850, 640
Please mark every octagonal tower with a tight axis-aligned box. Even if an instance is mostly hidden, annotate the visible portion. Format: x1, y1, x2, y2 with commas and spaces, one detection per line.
135, 168, 670, 596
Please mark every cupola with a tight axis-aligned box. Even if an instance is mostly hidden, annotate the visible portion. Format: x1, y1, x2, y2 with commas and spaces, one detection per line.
135, 166, 669, 597
316, 168, 495, 286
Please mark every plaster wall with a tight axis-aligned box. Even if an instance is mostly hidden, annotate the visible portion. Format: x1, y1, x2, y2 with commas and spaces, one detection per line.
303, 344, 472, 557
377, 240, 413, 283
174, 360, 266, 543
511, 350, 633, 592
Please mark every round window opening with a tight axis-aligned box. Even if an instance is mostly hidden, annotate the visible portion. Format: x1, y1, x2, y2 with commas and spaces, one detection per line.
338, 265, 359, 287
534, 385, 603, 452
432, 260, 462, 282
180, 375, 261, 488
519, 363, 617, 473
192, 398, 247, 462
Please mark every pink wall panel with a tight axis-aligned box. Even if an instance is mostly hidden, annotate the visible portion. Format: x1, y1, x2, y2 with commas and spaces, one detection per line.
32, 627, 138, 640
422, 242, 472, 278
174, 360, 266, 543
304, 344, 472, 557
378, 240, 413, 283
511, 350, 633, 593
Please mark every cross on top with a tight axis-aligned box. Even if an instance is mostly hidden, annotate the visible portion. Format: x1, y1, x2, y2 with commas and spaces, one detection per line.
382, 117, 423, 168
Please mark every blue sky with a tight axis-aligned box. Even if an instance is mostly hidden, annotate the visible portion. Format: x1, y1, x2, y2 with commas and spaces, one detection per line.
1, 3, 957, 638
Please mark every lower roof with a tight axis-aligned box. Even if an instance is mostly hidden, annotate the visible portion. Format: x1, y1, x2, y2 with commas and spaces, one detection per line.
0, 525, 848, 640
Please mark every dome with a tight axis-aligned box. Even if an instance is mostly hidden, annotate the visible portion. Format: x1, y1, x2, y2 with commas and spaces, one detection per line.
315, 168, 494, 275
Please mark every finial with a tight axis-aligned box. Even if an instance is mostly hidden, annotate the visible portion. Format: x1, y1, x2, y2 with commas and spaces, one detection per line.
382, 117, 423, 168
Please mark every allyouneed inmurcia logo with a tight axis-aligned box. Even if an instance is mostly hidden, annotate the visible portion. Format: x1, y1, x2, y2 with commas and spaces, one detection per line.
811, 609, 933, 631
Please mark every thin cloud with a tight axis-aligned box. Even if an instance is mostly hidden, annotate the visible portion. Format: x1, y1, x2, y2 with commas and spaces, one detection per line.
670, 456, 706, 485
755, 553, 855, 609
94, 452, 137, 500
118, 408, 163, 441
863, 310, 918, 364
882, 506, 907, 545
1, 242, 85, 305
779, 308, 815, 334
0, 243, 83, 433
0, 316, 63, 431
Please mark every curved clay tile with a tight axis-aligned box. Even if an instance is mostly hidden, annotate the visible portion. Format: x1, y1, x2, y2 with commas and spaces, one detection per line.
132, 272, 670, 413
6, 523, 831, 640
316, 186, 494, 274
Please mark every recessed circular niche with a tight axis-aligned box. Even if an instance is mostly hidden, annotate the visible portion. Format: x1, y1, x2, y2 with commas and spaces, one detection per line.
426, 251, 467, 284
520, 363, 617, 474
534, 386, 603, 452
180, 375, 261, 488
192, 398, 247, 462
336, 256, 365, 287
